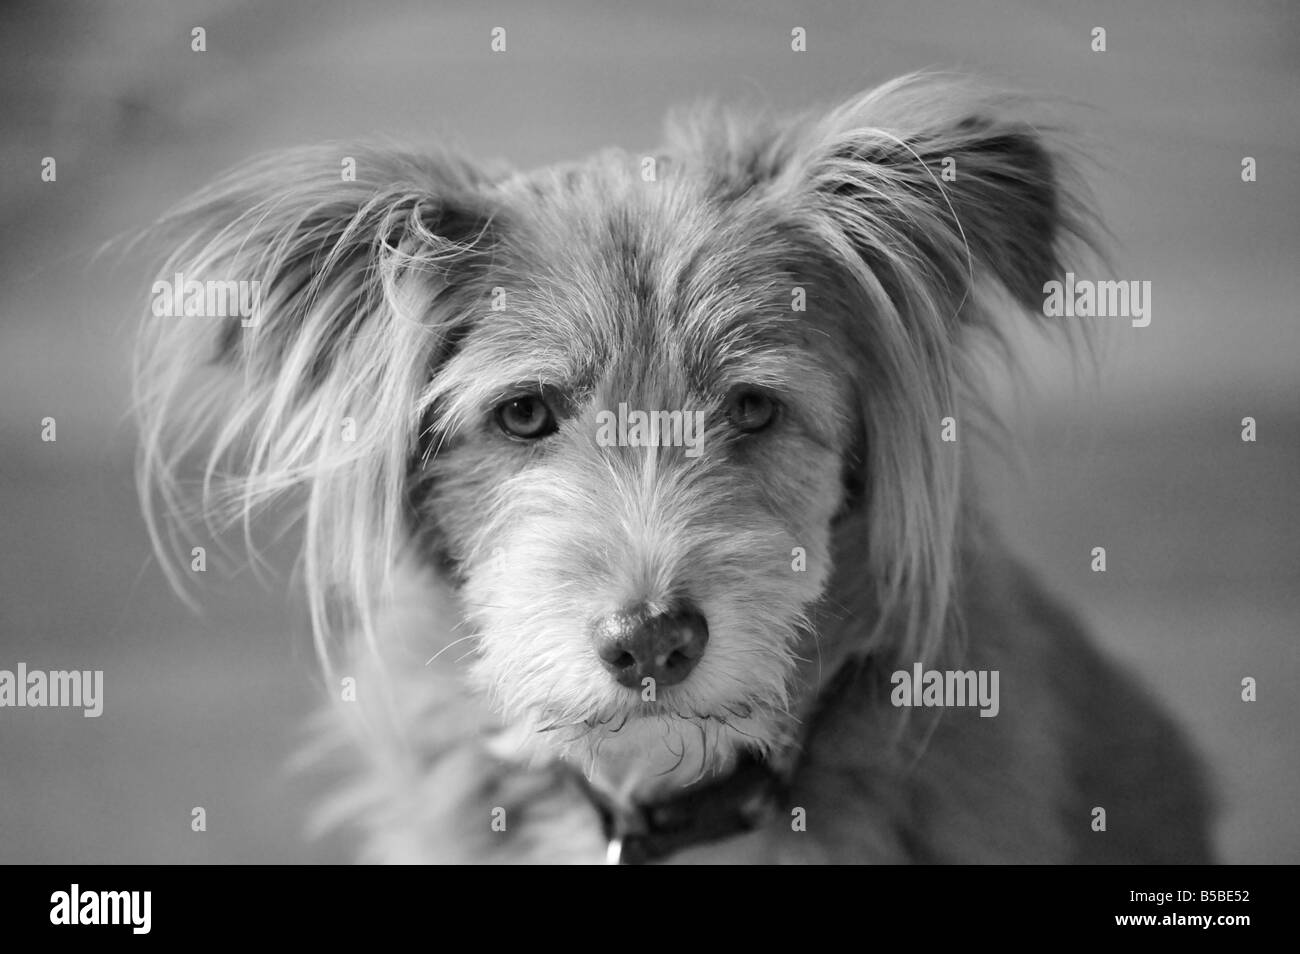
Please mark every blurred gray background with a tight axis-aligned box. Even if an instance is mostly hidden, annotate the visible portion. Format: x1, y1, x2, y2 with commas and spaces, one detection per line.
1, 0, 1296, 863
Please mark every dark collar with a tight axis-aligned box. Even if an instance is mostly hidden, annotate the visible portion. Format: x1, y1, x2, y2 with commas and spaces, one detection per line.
581, 753, 786, 865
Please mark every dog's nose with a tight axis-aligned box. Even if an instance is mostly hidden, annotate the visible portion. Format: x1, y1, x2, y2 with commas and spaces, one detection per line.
593, 605, 709, 689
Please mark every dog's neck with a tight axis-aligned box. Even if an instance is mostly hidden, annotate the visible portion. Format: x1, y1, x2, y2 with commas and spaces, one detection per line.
581, 750, 787, 864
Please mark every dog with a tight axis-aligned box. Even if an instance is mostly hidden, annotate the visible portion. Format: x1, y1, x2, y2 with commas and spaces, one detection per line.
135, 73, 1213, 863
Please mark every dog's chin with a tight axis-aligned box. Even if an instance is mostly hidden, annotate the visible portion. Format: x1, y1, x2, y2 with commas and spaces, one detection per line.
496, 705, 775, 803
577, 713, 748, 801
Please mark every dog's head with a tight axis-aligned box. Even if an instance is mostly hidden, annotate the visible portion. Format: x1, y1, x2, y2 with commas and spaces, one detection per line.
138, 75, 1086, 798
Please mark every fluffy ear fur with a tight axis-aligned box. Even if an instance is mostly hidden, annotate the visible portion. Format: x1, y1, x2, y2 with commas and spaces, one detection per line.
135, 146, 497, 659
801, 80, 1082, 314
792, 76, 1093, 665
670, 74, 1088, 315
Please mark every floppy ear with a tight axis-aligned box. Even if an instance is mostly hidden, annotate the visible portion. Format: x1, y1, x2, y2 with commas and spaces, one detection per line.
779, 76, 1090, 665
797, 74, 1087, 320
135, 145, 498, 652
144, 145, 496, 381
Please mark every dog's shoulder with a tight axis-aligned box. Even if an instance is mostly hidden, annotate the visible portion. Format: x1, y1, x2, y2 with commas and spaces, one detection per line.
753, 543, 1214, 863
977, 551, 1216, 862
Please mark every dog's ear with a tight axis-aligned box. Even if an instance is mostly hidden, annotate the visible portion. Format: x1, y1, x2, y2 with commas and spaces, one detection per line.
795, 75, 1085, 318
145, 145, 496, 384
136, 146, 498, 649
668, 76, 1088, 321
775, 78, 1088, 665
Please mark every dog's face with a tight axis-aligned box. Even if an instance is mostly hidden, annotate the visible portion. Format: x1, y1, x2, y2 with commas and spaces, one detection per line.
138, 75, 1080, 803
416, 167, 854, 792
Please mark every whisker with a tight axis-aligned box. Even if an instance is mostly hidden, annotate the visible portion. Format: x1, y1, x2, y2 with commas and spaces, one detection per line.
424, 633, 480, 666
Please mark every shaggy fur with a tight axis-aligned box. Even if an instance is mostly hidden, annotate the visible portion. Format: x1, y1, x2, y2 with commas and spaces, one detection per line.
136, 74, 1213, 863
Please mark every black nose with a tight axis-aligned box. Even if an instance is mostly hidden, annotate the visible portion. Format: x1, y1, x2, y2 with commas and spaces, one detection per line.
593, 605, 709, 689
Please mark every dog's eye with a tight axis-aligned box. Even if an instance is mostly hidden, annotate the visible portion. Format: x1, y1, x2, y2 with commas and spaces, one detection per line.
495, 395, 558, 440
724, 387, 777, 433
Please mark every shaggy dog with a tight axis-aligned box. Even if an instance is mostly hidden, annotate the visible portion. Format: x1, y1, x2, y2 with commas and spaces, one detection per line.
136, 74, 1212, 863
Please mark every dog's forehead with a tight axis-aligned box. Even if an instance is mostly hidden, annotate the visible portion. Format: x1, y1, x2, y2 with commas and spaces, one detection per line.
479, 161, 821, 394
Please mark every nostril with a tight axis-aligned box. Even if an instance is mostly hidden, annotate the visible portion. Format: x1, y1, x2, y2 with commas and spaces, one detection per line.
669, 610, 709, 653
609, 651, 636, 670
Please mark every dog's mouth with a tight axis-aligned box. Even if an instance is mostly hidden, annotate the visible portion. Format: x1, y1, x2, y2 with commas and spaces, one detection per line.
534, 694, 757, 736
516, 691, 792, 802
